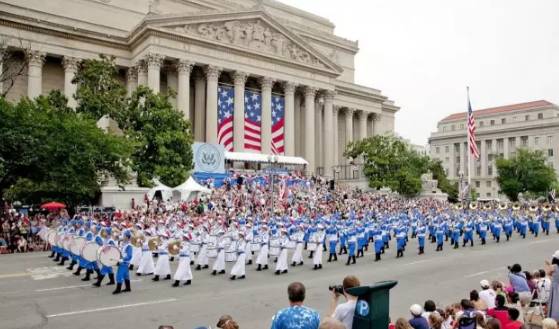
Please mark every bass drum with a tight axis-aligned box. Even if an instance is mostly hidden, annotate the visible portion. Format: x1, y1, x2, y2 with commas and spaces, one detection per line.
250, 242, 261, 252
97, 245, 121, 267
62, 236, 74, 251
206, 246, 218, 258
307, 242, 317, 251
81, 242, 99, 262
47, 230, 58, 246
71, 237, 87, 255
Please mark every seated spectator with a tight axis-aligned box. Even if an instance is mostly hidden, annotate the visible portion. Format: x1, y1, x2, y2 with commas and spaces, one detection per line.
429, 312, 444, 329
470, 290, 488, 311
475, 313, 486, 329
454, 299, 480, 329
486, 318, 502, 329
508, 264, 532, 303
504, 308, 523, 329
217, 315, 239, 329
410, 304, 430, 329
487, 295, 510, 329
270, 282, 320, 329
423, 300, 437, 323
328, 275, 360, 329
319, 317, 345, 329
543, 318, 558, 329
479, 280, 497, 309
536, 269, 551, 305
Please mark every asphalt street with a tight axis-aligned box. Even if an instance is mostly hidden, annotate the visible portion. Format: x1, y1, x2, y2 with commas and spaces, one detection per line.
0, 233, 557, 329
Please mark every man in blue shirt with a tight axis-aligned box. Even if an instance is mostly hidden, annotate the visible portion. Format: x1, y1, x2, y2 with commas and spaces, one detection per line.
270, 282, 320, 329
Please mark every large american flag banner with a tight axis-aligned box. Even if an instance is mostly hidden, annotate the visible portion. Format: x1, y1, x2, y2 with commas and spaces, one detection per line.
467, 94, 480, 159
217, 85, 234, 151
271, 94, 285, 155
244, 90, 262, 152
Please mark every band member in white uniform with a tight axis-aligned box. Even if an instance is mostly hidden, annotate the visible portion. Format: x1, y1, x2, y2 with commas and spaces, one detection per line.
312, 225, 325, 270
136, 237, 155, 276
211, 234, 227, 275
195, 228, 210, 270
172, 234, 193, 287
153, 234, 171, 281
244, 225, 254, 266
291, 226, 305, 267
230, 232, 247, 280
255, 226, 269, 271
275, 229, 289, 275
130, 232, 142, 271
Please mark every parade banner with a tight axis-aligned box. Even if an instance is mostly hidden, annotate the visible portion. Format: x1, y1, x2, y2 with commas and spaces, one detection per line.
193, 142, 225, 174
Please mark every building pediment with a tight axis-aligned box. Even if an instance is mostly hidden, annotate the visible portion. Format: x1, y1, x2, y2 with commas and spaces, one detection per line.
139, 10, 343, 75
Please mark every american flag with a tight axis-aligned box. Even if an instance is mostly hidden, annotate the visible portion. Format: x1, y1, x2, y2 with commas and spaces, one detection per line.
217, 85, 234, 151
271, 94, 285, 155
467, 93, 480, 159
244, 90, 262, 152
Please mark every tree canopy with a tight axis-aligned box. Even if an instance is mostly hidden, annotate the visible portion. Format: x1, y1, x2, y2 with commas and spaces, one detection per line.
74, 55, 193, 187
0, 91, 131, 207
496, 148, 557, 201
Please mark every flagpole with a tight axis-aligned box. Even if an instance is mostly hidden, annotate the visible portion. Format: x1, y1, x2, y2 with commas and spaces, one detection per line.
466, 86, 472, 201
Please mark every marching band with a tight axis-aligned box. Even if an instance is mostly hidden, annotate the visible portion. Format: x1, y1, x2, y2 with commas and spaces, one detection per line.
38, 201, 559, 295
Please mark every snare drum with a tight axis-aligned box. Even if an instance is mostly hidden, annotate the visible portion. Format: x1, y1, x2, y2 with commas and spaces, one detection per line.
71, 237, 86, 255
307, 242, 317, 251
225, 251, 237, 262
47, 230, 57, 246
97, 245, 121, 267
250, 242, 261, 252
206, 247, 218, 258
62, 236, 74, 251
81, 242, 99, 262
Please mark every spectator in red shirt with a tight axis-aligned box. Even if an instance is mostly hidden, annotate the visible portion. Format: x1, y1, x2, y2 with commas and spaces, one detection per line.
487, 295, 511, 329
504, 308, 523, 329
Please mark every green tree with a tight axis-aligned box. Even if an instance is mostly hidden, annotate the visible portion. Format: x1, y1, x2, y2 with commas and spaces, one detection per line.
0, 91, 132, 207
345, 135, 430, 196
73, 56, 194, 187
496, 148, 557, 201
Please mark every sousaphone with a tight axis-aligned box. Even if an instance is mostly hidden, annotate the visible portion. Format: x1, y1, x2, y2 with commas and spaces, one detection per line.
131, 234, 145, 248
148, 237, 161, 251
469, 202, 478, 210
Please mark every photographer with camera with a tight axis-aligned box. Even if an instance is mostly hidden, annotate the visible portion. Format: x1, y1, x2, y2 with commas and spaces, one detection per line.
328, 275, 361, 329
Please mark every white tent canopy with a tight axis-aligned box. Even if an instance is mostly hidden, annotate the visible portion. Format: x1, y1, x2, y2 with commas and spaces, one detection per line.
224, 151, 308, 166
173, 176, 212, 201
147, 179, 173, 201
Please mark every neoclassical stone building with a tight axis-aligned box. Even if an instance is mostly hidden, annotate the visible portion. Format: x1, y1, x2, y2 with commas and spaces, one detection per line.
0, 0, 398, 177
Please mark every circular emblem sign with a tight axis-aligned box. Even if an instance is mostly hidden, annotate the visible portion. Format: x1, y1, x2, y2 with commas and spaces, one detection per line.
356, 300, 370, 317
196, 143, 222, 173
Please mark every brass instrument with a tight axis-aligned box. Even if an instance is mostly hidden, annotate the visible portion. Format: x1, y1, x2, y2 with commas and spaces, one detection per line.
469, 202, 478, 210
543, 203, 552, 212
131, 234, 145, 248
455, 204, 464, 210
111, 228, 121, 240
498, 202, 508, 210
100, 228, 109, 239
512, 202, 521, 211
167, 240, 182, 256
483, 203, 492, 211
148, 237, 161, 251
529, 205, 538, 212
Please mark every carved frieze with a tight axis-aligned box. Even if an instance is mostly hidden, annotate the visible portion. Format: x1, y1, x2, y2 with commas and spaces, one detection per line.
165, 19, 327, 69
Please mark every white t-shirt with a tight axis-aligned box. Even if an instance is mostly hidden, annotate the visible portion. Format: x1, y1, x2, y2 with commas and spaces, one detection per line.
537, 278, 551, 303
479, 288, 496, 309
333, 300, 357, 329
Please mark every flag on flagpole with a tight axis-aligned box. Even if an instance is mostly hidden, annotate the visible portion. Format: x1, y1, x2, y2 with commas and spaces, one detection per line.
467, 91, 480, 160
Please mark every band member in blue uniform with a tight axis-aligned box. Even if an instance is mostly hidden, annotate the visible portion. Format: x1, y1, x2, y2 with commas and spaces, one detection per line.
396, 230, 406, 258
326, 225, 338, 262
452, 225, 460, 249
113, 230, 133, 295
346, 229, 357, 265
373, 230, 384, 261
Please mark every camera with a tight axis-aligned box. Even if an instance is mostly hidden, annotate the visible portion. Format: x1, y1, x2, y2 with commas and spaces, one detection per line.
329, 285, 344, 295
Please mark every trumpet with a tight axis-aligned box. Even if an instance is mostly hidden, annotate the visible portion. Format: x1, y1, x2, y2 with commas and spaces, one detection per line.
167, 240, 182, 256
148, 237, 161, 251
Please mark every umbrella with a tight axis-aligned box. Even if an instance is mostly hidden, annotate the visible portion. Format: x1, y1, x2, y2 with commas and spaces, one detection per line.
40, 201, 66, 211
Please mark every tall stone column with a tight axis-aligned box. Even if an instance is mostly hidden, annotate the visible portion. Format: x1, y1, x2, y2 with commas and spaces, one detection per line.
26, 51, 45, 99
333, 106, 339, 166
233, 71, 248, 152
448, 142, 455, 179
62, 56, 79, 108
126, 67, 138, 97
503, 137, 510, 160
323, 90, 335, 178
137, 62, 147, 87
359, 110, 368, 140
481, 139, 487, 177
315, 100, 323, 168
345, 108, 354, 159
260, 77, 274, 155
193, 71, 206, 142
294, 93, 302, 156
177, 60, 193, 120
304, 86, 317, 173
146, 53, 162, 93
284, 82, 296, 156
205, 65, 221, 144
